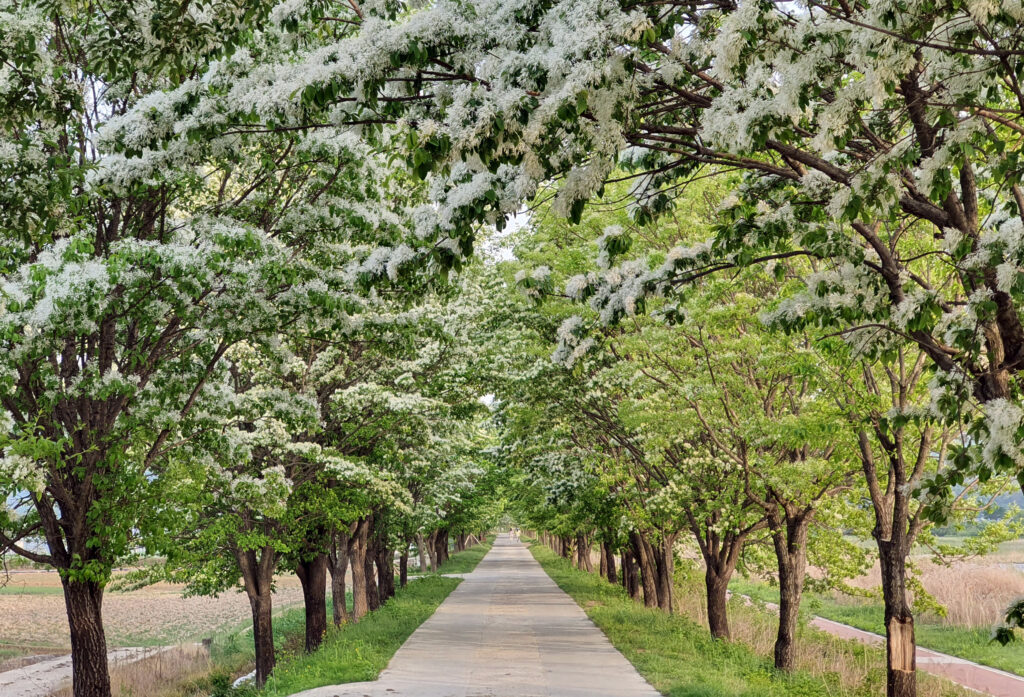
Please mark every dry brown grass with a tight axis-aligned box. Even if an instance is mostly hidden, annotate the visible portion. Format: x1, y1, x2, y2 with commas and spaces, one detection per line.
671, 575, 973, 696
48, 645, 214, 697
840, 559, 1024, 628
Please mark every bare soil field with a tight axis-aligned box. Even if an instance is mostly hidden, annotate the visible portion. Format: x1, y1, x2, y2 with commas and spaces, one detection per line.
0, 571, 305, 665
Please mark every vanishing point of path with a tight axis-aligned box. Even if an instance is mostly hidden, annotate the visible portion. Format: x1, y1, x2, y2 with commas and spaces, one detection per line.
294, 535, 660, 697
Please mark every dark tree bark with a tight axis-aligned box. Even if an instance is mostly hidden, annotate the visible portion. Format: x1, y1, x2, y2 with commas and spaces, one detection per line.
622, 547, 640, 600
630, 532, 659, 609
855, 412, 936, 697
768, 509, 810, 671
348, 516, 371, 620
433, 528, 450, 568
376, 543, 395, 602
328, 529, 350, 626
61, 577, 111, 697
602, 540, 617, 585
365, 530, 381, 611
576, 532, 593, 572
880, 537, 916, 697
399, 544, 409, 588
295, 553, 328, 653
415, 533, 428, 573
705, 567, 731, 640
425, 530, 439, 572
560, 535, 572, 560
653, 534, 677, 613
684, 506, 764, 640
236, 544, 277, 686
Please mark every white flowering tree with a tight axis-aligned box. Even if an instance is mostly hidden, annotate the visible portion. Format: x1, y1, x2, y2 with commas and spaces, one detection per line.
0, 3, 431, 695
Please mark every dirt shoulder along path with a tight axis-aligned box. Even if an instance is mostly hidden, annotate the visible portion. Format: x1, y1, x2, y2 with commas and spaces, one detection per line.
0, 647, 173, 697
293, 535, 661, 697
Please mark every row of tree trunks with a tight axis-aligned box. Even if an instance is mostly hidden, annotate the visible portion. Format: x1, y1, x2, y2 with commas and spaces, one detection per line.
575, 532, 593, 572
599, 539, 617, 584
540, 530, 673, 614
621, 547, 640, 600
629, 532, 660, 609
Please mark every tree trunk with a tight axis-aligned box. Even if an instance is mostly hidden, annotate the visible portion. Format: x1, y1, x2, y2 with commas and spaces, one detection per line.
879, 538, 916, 697
653, 534, 676, 613
630, 532, 659, 608
399, 546, 409, 588
348, 517, 371, 620
603, 540, 617, 585
560, 535, 572, 560
328, 530, 350, 627
771, 513, 809, 671
376, 544, 395, 602
295, 554, 328, 653
365, 533, 381, 611
61, 577, 112, 697
576, 532, 593, 572
415, 533, 428, 572
434, 529, 449, 568
249, 590, 275, 687
237, 545, 277, 686
705, 567, 731, 640
622, 547, 640, 600
425, 530, 439, 572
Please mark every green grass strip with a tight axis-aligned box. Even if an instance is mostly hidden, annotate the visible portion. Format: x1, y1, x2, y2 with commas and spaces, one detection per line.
260, 576, 460, 696
434, 537, 494, 574
531, 544, 864, 697
409, 536, 495, 577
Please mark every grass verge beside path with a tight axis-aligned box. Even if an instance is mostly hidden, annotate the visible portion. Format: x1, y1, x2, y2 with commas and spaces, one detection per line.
408, 536, 495, 577
531, 544, 971, 697
434, 537, 494, 574
729, 577, 1024, 677
260, 539, 491, 696
260, 576, 460, 696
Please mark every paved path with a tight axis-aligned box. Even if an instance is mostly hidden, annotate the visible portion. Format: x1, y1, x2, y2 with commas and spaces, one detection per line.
293, 536, 660, 697
0, 646, 172, 697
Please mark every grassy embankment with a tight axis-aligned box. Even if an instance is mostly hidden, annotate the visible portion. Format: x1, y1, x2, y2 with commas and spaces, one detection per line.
531, 544, 972, 697
729, 576, 1024, 676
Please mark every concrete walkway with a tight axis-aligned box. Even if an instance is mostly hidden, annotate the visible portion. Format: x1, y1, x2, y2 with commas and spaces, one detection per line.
293, 535, 661, 697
